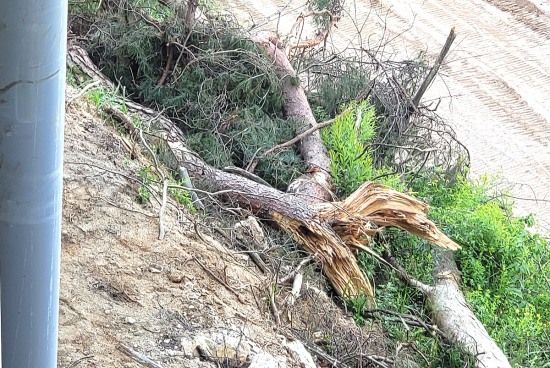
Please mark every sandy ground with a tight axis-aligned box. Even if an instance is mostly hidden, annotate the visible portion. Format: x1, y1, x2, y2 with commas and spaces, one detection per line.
224, 0, 550, 229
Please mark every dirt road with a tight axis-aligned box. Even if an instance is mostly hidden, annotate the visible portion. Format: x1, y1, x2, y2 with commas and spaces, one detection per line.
225, 0, 550, 228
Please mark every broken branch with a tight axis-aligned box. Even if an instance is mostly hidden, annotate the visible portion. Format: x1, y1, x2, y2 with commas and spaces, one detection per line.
412, 27, 456, 108
117, 344, 165, 368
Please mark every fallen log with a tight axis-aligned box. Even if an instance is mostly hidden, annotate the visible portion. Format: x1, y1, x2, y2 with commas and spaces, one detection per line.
251, 33, 333, 203
432, 250, 511, 368
67, 43, 373, 301
385, 249, 511, 368
67, 6, 511, 364
67, 43, 512, 366
67, 44, 459, 305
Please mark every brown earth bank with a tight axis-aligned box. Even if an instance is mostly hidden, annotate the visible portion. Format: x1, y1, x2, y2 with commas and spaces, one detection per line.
59, 0, 550, 365
58, 86, 387, 367
224, 0, 550, 230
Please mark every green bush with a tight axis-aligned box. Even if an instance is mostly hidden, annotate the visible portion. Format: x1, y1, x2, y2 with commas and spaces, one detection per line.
72, 1, 303, 190
409, 174, 550, 366
321, 101, 400, 198
325, 110, 549, 365
365, 174, 549, 366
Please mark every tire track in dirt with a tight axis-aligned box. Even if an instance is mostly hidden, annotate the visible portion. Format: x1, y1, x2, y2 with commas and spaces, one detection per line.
224, 0, 550, 227
369, 0, 550, 225
485, 0, 550, 36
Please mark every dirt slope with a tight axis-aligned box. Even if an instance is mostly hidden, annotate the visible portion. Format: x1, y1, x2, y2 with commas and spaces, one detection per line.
58, 87, 384, 367
224, 0, 550, 228
59, 88, 288, 367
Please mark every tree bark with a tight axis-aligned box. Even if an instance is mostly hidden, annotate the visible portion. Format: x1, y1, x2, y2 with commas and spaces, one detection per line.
431, 250, 511, 368
386, 249, 511, 367
252, 34, 333, 203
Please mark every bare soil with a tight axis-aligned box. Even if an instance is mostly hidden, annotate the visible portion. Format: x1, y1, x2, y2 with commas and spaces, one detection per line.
58, 87, 383, 367
224, 0, 550, 228
59, 88, 285, 367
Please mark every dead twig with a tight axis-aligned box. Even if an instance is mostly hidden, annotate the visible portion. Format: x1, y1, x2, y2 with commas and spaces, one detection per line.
269, 283, 281, 325
286, 272, 303, 307
365, 308, 444, 338
67, 355, 94, 368
192, 219, 209, 244
225, 165, 271, 186
67, 80, 101, 105
138, 127, 168, 240
363, 354, 394, 368
117, 343, 165, 368
412, 27, 456, 108
158, 178, 168, 239
177, 166, 205, 210
156, 43, 173, 87
382, 249, 433, 295
396, 342, 430, 367
278, 254, 316, 285
193, 257, 247, 304
296, 337, 353, 368
246, 108, 350, 173
288, 10, 340, 51
184, 0, 198, 27
64, 161, 159, 218
212, 227, 268, 274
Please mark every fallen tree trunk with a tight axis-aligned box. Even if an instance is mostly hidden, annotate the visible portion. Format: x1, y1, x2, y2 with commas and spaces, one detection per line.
431, 250, 511, 368
68, 44, 459, 301
251, 33, 333, 203
67, 43, 374, 301
68, 43, 510, 366
385, 249, 511, 368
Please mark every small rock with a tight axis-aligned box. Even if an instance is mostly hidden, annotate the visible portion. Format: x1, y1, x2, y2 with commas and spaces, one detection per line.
234, 216, 267, 251
194, 336, 214, 357
149, 267, 162, 273
284, 340, 316, 368
312, 331, 328, 342
250, 345, 261, 354
168, 272, 184, 283
125, 316, 136, 324
249, 352, 283, 368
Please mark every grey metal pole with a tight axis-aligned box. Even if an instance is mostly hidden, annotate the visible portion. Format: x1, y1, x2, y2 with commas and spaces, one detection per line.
0, 1, 67, 366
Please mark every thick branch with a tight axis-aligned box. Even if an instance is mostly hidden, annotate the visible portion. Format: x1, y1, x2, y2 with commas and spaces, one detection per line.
67, 43, 473, 325
68, 42, 374, 302
386, 246, 510, 366
289, 10, 340, 50
430, 249, 511, 368
412, 27, 456, 108
253, 34, 333, 203
246, 109, 348, 173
